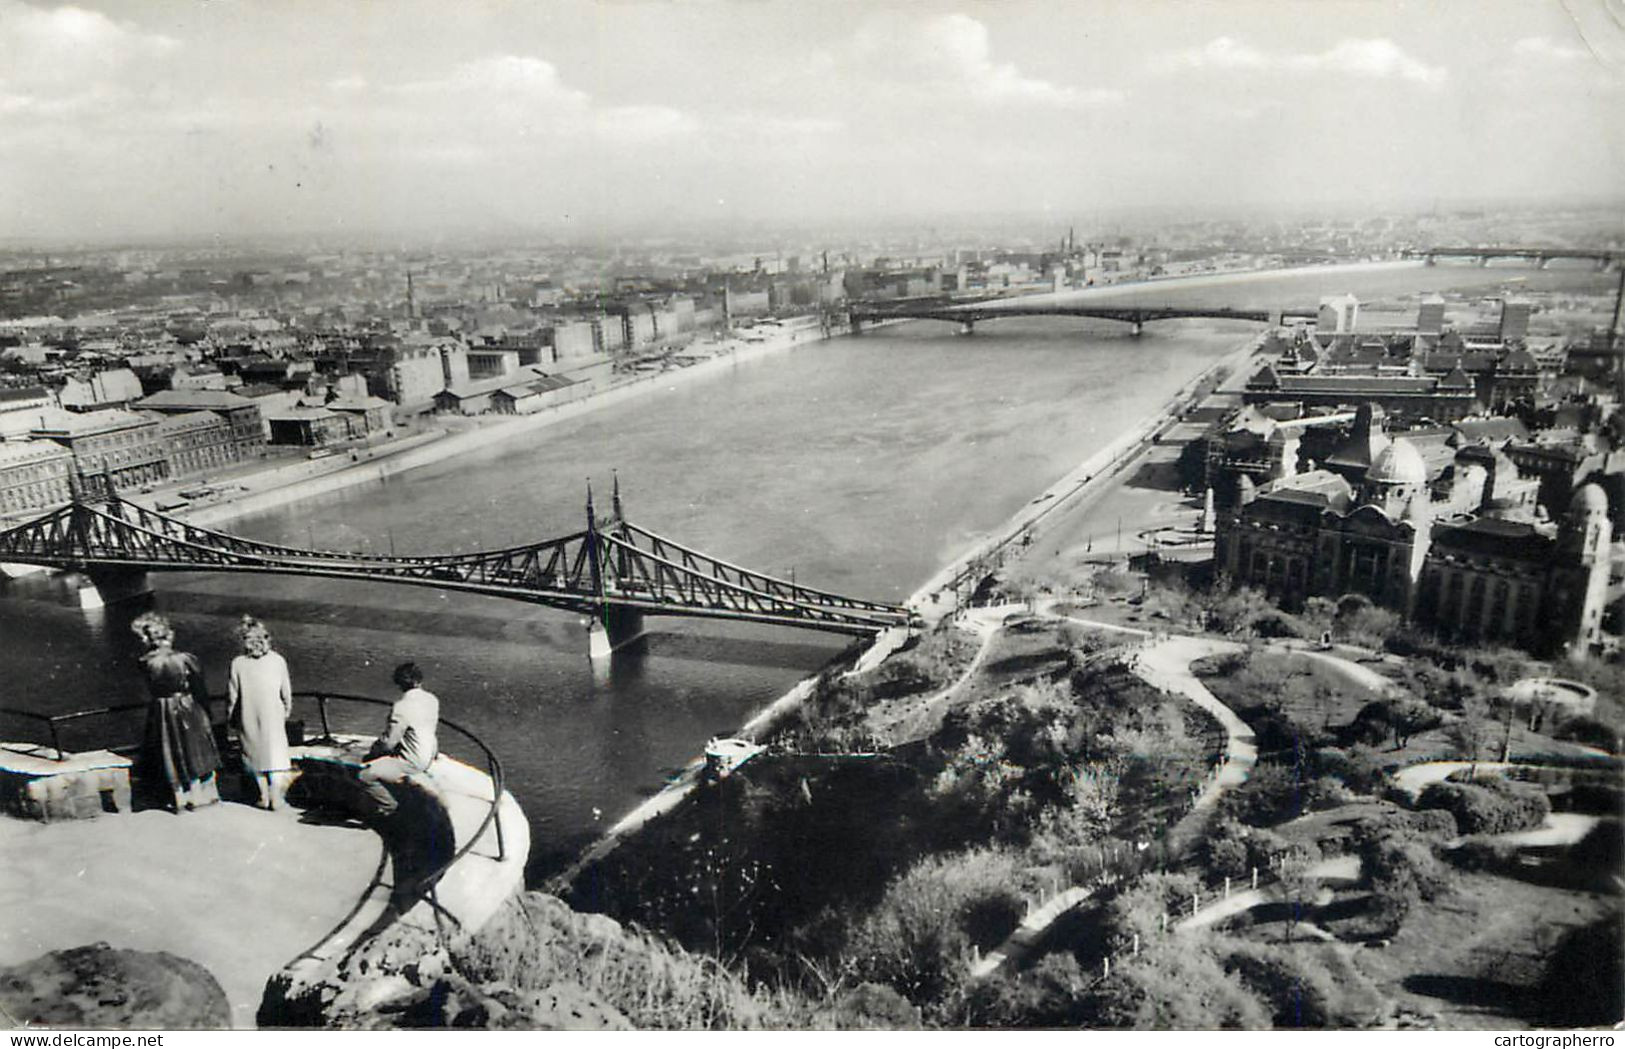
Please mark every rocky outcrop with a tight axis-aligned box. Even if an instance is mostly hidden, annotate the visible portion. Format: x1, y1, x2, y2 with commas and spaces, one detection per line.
260, 891, 783, 1029
0, 942, 230, 1029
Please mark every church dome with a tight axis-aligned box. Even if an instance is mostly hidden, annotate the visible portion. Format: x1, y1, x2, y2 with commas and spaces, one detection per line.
1569, 483, 1608, 517
1367, 438, 1427, 486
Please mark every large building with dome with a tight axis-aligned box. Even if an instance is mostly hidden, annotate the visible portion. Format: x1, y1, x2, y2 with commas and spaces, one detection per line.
1214, 404, 1613, 658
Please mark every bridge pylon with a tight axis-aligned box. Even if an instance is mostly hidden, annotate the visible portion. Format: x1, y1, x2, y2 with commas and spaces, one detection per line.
585, 476, 647, 664
73, 566, 152, 610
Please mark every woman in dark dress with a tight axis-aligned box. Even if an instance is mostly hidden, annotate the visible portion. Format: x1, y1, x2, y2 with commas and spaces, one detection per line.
132, 612, 220, 811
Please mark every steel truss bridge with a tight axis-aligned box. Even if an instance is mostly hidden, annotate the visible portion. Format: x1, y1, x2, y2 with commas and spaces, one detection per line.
848, 302, 1320, 336
0, 476, 910, 642
1404, 246, 1622, 269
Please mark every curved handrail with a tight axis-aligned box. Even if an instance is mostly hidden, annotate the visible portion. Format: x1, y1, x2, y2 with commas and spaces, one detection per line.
0, 691, 507, 914
289, 691, 508, 901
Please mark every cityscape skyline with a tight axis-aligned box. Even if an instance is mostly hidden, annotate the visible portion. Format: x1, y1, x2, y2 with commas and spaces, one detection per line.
2, 0, 1623, 241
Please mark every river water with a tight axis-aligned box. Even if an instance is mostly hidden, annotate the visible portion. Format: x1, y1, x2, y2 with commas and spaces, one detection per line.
1, 262, 1610, 879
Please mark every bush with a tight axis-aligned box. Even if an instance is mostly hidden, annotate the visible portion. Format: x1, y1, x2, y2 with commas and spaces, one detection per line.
1540, 913, 1624, 1027
1222, 761, 1308, 827
1551, 713, 1620, 752
1098, 872, 1201, 955
1363, 833, 1451, 903
1448, 839, 1520, 874
1310, 746, 1387, 795
1203, 821, 1252, 879
1082, 942, 1270, 1029
842, 848, 1027, 1008
1223, 943, 1388, 1028
964, 952, 1094, 1028
1415, 779, 1549, 836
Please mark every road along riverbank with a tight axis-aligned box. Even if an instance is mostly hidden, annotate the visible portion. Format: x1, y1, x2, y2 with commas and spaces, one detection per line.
550, 326, 1266, 887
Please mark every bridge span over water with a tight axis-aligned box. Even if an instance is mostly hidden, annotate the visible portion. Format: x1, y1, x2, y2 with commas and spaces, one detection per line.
0, 475, 911, 659
847, 302, 1321, 336
1404, 246, 1622, 270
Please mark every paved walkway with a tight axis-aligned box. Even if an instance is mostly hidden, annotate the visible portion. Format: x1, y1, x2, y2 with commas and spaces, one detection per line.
970, 623, 1258, 979
0, 805, 386, 1028
0, 749, 526, 1029
1133, 635, 1256, 817
1177, 855, 1361, 933
867, 604, 1013, 745
1276, 642, 1403, 695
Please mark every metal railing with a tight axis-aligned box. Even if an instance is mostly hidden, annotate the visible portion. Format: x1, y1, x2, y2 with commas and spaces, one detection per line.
0, 690, 507, 899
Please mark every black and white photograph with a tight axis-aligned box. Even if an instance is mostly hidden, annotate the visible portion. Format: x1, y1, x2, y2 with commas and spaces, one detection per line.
0, 0, 1621, 1035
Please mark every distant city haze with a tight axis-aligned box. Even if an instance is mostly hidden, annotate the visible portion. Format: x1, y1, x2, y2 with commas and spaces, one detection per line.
2, 0, 1622, 241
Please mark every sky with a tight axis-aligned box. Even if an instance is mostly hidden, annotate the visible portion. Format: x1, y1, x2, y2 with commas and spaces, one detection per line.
1, 0, 1622, 241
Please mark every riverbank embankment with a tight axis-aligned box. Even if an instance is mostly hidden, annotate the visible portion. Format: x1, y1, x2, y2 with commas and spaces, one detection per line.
167, 322, 850, 531
553, 326, 1267, 887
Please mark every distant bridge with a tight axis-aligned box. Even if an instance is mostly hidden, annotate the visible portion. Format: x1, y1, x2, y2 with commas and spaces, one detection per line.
1405, 246, 1622, 270
0, 475, 911, 658
847, 302, 1320, 336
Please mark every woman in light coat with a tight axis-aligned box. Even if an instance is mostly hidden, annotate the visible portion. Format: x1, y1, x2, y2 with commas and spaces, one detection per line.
226, 615, 295, 810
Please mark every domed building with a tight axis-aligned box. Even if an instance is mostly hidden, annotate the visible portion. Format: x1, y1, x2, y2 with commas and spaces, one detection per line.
1217, 409, 1615, 657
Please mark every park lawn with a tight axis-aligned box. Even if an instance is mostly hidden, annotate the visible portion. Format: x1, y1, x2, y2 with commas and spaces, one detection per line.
1341, 870, 1614, 1030
1195, 650, 1380, 737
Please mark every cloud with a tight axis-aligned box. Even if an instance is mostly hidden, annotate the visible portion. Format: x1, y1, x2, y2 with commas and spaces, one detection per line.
1511, 36, 1589, 63
0, 0, 176, 106
1157, 36, 1446, 86
389, 55, 695, 145
850, 13, 1122, 109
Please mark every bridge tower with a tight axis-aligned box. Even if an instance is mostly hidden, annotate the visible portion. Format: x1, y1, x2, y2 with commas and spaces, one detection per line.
585, 476, 645, 662
65, 469, 152, 610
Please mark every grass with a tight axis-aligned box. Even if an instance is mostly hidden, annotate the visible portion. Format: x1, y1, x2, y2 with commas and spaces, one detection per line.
1332, 871, 1614, 1029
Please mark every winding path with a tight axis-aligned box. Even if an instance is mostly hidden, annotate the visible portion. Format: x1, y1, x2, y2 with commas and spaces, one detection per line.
970, 620, 1258, 979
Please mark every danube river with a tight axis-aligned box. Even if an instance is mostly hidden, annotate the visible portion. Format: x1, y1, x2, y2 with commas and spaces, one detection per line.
1, 262, 1611, 879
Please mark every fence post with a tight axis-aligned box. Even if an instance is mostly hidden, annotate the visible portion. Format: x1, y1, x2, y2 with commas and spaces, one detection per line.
1132, 933, 1140, 956
1102, 956, 1110, 979
1160, 911, 1168, 934
1224, 876, 1231, 899
1252, 866, 1258, 890
1191, 893, 1198, 917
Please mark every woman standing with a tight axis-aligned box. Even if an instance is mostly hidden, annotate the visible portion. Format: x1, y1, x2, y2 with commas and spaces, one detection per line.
132, 612, 220, 812
226, 615, 294, 810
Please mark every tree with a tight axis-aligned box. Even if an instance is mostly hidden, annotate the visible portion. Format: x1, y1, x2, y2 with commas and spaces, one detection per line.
1447, 696, 1495, 775
1387, 696, 1439, 749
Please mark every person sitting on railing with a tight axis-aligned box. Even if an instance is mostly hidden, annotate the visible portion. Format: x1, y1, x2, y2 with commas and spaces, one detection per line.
226, 615, 294, 811
357, 661, 440, 822
132, 612, 220, 813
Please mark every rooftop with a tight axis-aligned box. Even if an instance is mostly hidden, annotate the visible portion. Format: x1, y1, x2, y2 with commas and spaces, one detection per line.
137, 389, 255, 411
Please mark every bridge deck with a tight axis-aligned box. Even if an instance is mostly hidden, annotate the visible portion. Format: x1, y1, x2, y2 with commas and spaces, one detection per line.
0, 493, 910, 637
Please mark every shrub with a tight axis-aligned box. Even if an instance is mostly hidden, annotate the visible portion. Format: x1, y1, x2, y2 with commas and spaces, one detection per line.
1363, 833, 1451, 903
842, 848, 1027, 1008
1540, 913, 1624, 1027
1223, 943, 1388, 1028
1449, 839, 1520, 874
1415, 779, 1550, 836
963, 951, 1093, 1028
1082, 942, 1270, 1029
1203, 821, 1252, 879
1311, 746, 1387, 795
1098, 872, 1201, 955
1567, 818, 1623, 877
1551, 713, 1620, 752
1222, 761, 1308, 827
812, 983, 922, 1030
